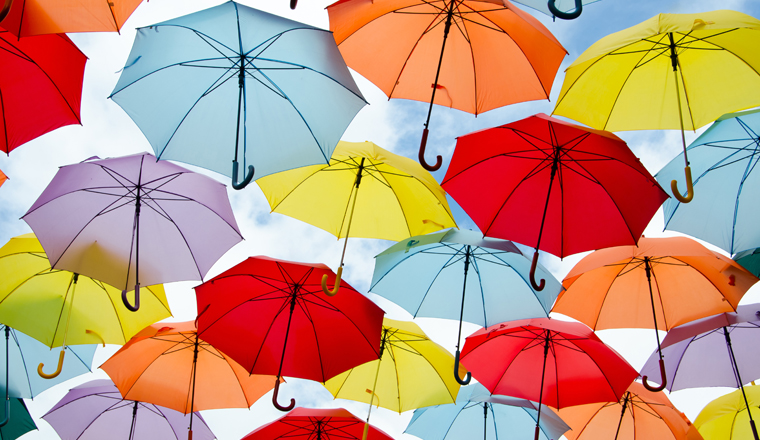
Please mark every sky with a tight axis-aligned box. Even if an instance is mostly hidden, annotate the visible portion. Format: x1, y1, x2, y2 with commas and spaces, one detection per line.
2, 0, 760, 439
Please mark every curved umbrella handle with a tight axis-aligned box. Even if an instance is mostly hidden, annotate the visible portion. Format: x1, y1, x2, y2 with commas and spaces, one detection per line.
547, 0, 582, 20
122, 285, 140, 312
0, 397, 8, 428
529, 252, 545, 291
321, 266, 343, 297
272, 379, 295, 412
454, 350, 471, 385
38, 349, 65, 379
232, 160, 255, 190
419, 128, 442, 171
85, 329, 106, 347
0, 0, 11, 22
642, 359, 667, 392
290, 0, 297, 8
670, 166, 694, 203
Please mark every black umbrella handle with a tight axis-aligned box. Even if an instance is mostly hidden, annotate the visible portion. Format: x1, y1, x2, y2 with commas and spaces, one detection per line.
272, 378, 295, 412
0, 0, 11, 22
122, 285, 140, 312
290, 0, 297, 8
232, 160, 255, 190
529, 252, 546, 291
419, 129, 442, 171
547, 0, 582, 20
454, 350, 471, 385
642, 359, 667, 392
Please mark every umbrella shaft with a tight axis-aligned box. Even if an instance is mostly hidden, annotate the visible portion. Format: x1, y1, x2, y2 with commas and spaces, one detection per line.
643, 257, 664, 358
668, 32, 689, 165
456, 246, 471, 351
724, 328, 757, 427
613, 392, 630, 440
424, 0, 457, 129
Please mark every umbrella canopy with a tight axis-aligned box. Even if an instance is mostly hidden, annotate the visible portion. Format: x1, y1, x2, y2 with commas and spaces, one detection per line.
0, 389, 36, 440
736, 248, 760, 277
558, 382, 702, 440
327, 0, 566, 170
0, 0, 143, 36
0, 27, 85, 154
657, 109, 760, 255
22, 153, 242, 312
324, 318, 462, 414
694, 385, 760, 440
552, 10, 760, 203
110, 1, 366, 189
195, 256, 384, 411
42, 379, 215, 440
241, 407, 394, 440
405, 383, 570, 440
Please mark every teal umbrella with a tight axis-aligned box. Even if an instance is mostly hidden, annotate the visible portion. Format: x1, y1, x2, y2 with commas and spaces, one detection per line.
0, 391, 36, 440
735, 248, 760, 277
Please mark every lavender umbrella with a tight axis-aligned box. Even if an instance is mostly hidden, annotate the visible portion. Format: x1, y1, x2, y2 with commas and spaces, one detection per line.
22, 152, 243, 312
42, 379, 215, 440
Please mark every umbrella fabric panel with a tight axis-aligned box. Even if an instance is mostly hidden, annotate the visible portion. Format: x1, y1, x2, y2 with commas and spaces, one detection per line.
0, 0, 143, 36
694, 385, 760, 440
242, 407, 393, 440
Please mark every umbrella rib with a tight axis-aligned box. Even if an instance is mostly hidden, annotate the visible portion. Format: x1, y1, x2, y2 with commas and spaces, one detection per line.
7, 328, 35, 398
729, 133, 760, 254
409, 244, 463, 317
589, 258, 636, 329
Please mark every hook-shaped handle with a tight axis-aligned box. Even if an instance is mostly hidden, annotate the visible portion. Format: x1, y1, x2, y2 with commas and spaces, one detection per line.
321, 266, 343, 297
0, 396, 9, 428
232, 160, 255, 190
290, 0, 297, 8
454, 350, 471, 385
0, 0, 12, 23
419, 128, 442, 171
670, 166, 694, 203
642, 359, 667, 392
122, 285, 140, 312
529, 252, 545, 291
272, 378, 295, 412
85, 329, 106, 347
547, 0, 582, 20
38, 349, 65, 379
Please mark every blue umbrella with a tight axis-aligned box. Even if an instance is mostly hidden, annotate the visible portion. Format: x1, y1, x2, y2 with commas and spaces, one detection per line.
405, 383, 569, 440
656, 108, 760, 255
369, 229, 561, 385
110, 1, 367, 189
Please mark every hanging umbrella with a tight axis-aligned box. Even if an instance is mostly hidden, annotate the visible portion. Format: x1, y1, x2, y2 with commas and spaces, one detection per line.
552, 10, 760, 203
735, 248, 760, 277
110, 0, 366, 189
0, 170, 6, 188
327, 0, 566, 170
656, 109, 760, 255
0, 0, 143, 36
0, 387, 36, 440
195, 256, 385, 411
552, 236, 758, 391
405, 383, 570, 440
241, 407, 394, 440
461, 317, 639, 440
694, 384, 760, 440
0, 233, 171, 379
22, 152, 243, 312
0, 26, 86, 154
100, 321, 276, 440
42, 379, 215, 440
369, 228, 561, 384
256, 141, 457, 295
441, 113, 668, 290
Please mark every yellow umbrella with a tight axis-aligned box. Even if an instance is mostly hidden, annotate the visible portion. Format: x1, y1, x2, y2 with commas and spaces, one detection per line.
553, 10, 760, 203
0, 234, 171, 378
694, 384, 760, 440
324, 318, 462, 439
256, 141, 457, 295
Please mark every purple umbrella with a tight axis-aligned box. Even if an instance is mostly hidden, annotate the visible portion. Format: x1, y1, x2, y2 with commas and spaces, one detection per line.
42, 379, 215, 440
22, 152, 243, 312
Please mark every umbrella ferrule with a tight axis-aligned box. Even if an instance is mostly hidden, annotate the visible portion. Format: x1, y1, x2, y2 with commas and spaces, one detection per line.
354, 158, 365, 187
668, 33, 678, 72
238, 54, 246, 87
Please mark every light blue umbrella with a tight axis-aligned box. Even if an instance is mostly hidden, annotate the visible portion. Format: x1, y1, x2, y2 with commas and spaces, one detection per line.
405, 383, 569, 440
110, 1, 367, 189
656, 108, 760, 255
369, 229, 561, 385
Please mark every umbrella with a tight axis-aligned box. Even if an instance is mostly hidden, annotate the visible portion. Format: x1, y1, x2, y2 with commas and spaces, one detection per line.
369, 228, 561, 384
42, 379, 215, 440
110, 1, 366, 189
736, 248, 760, 277
552, 236, 758, 391
552, 10, 760, 203
441, 113, 668, 290
327, 0, 566, 170
694, 384, 760, 440
558, 382, 702, 440
0, 233, 170, 379
0, 0, 143, 36
256, 141, 457, 295
0, 170, 6, 188
22, 152, 243, 312
0, 26, 86, 154
640, 305, 760, 439
195, 256, 385, 411
101, 321, 277, 440
0, 388, 36, 440
656, 109, 760, 255
405, 383, 570, 440
461, 317, 639, 440
241, 407, 393, 440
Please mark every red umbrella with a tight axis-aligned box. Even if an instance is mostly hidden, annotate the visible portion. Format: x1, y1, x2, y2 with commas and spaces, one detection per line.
441, 113, 668, 290
241, 407, 394, 440
461, 317, 639, 440
0, 27, 85, 154
195, 256, 384, 412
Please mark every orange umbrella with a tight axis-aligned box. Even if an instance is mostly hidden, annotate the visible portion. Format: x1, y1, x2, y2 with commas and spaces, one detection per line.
552, 236, 758, 392
100, 321, 278, 440
558, 382, 703, 440
327, 0, 566, 170
0, 169, 6, 188
0, 0, 143, 37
